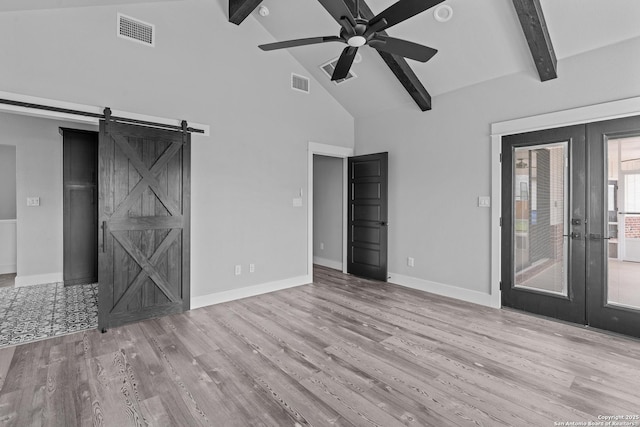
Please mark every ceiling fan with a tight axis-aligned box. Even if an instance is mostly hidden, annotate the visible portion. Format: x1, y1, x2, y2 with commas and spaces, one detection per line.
258, 0, 445, 81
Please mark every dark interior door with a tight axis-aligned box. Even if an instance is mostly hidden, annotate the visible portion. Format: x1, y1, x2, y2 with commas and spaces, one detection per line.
501, 125, 587, 324
62, 128, 98, 286
586, 115, 640, 338
503, 116, 640, 339
348, 152, 388, 281
98, 120, 190, 331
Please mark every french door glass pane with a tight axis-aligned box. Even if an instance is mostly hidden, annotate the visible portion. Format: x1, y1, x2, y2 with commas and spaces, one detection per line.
607, 137, 640, 310
512, 142, 568, 296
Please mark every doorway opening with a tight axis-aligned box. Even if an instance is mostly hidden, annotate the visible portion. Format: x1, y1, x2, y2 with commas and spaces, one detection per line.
0, 144, 17, 288
313, 155, 344, 272
307, 142, 352, 279
61, 128, 98, 286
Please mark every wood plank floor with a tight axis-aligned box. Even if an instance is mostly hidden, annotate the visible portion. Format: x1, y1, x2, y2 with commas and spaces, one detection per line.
0, 265, 639, 426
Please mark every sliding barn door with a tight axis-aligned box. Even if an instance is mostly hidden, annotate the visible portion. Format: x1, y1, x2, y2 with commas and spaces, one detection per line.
98, 121, 190, 331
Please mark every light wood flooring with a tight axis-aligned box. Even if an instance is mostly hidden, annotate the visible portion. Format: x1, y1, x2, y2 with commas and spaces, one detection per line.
0, 265, 639, 426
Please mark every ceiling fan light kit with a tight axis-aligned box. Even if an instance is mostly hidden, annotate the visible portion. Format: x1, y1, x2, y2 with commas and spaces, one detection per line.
258, 0, 445, 81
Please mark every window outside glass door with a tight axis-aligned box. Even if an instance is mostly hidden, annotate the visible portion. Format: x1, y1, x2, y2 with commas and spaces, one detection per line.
606, 137, 640, 311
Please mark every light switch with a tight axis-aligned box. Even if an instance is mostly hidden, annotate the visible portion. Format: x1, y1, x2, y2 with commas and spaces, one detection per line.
27, 197, 40, 207
478, 196, 491, 208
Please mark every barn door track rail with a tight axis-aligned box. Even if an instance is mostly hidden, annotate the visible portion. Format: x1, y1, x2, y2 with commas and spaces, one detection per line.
0, 96, 206, 134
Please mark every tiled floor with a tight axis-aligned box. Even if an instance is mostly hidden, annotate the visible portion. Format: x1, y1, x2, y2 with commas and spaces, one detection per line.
0, 282, 97, 348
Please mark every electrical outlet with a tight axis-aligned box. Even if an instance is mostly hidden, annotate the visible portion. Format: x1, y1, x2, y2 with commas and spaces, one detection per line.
249, 264, 255, 273
407, 257, 415, 267
26, 197, 40, 207
234, 265, 242, 275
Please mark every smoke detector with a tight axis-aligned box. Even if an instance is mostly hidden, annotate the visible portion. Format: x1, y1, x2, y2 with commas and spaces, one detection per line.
434, 5, 453, 22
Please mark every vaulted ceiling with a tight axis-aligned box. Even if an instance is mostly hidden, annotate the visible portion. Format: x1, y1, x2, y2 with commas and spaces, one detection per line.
4, 0, 640, 119
237, 0, 640, 118
0, 0, 179, 12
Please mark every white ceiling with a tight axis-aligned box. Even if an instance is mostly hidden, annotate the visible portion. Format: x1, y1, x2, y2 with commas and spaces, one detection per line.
252, 0, 640, 118
3, 0, 639, 117
0, 0, 180, 13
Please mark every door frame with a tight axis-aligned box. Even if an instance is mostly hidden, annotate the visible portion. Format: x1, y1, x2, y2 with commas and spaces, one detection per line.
491, 96, 640, 310
307, 142, 353, 277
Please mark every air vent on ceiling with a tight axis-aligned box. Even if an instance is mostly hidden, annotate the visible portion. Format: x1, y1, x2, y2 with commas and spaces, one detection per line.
320, 58, 357, 85
291, 73, 310, 94
118, 13, 155, 47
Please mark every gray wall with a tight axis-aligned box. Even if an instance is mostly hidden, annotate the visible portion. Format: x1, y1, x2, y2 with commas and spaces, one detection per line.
313, 155, 343, 268
355, 36, 640, 296
0, 1, 354, 291
0, 113, 97, 280
0, 144, 16, 220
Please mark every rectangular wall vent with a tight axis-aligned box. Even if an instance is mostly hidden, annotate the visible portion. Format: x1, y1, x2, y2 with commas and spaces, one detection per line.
291, 73, 310, 93
118, 13, 155, 47
320, 58, 356, 85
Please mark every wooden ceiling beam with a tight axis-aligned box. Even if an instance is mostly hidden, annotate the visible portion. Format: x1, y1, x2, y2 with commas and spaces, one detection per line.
229, 0, 262, 25
511, 0, 557, 81
342, 0, 432, 111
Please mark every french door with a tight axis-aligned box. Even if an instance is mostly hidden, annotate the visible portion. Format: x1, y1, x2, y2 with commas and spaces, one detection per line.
502, 116, 640, 338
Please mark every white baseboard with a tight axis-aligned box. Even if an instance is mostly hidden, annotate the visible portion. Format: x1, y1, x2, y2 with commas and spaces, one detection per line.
191, 275, 312, 310
388, 272, 500, 309
15, 272, 63, 287
0, 264, 16, 275
313, 256, 343, 271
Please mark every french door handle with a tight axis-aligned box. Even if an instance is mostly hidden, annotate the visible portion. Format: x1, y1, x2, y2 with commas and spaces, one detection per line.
588, 234, 611, 240
563, 232, 582, 240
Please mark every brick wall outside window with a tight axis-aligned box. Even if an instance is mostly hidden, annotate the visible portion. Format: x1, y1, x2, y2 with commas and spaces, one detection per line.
625, 216, 640, 238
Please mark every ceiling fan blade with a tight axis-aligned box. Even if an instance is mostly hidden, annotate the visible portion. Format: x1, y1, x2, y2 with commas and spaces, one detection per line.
369, 35, 437, 62
369, 0, 445, 31
317, 0, 357, 29
259, 36, 343, 51
332, 46, 358, 80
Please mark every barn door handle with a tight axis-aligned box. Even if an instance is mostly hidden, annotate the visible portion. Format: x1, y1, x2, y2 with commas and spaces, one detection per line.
101, 221, 106, 252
